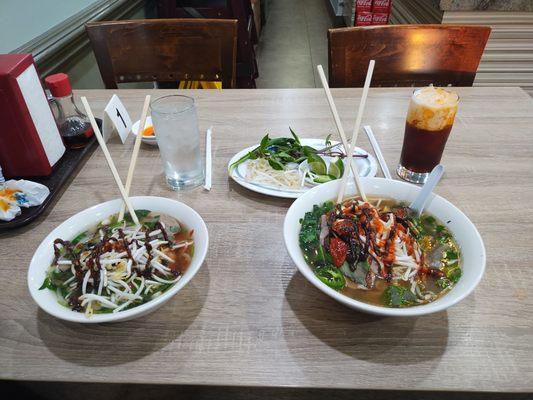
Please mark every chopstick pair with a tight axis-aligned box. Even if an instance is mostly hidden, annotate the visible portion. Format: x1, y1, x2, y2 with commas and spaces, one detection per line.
317, 60, 375, 203
81, 95, 151, 225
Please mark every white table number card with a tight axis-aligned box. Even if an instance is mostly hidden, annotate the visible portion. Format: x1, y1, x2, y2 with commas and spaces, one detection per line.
102, 94, 132, 143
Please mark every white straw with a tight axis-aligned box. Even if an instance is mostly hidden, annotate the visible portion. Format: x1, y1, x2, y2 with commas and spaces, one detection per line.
118, 95, 151, 221
336, 60, 375, 203
80, 96, 139, 225
316, 65, 363, 194
203, 126, 212, 191
0, 164, 4, 187
363, 125, 392, 179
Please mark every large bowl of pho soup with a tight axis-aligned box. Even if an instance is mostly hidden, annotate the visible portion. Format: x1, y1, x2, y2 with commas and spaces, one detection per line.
28, 196, 208, 323
283, 177, 485, 316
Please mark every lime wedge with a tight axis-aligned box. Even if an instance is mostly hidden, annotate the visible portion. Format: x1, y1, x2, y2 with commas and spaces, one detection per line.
309, 159, 327, 175
314, 175, 334, 184
328, 157, 345, 179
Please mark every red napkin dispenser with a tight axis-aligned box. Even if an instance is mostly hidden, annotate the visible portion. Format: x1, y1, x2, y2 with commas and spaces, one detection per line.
0, 54, 65, 178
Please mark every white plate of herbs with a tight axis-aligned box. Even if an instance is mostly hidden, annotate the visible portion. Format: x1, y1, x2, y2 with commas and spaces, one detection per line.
227, 128, 377, 199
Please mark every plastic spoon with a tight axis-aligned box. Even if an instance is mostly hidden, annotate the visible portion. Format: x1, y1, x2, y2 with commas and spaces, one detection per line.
409, 164, 444, 217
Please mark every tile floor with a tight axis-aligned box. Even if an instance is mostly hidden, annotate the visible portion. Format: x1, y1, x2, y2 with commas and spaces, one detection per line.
256, 0, 341, 88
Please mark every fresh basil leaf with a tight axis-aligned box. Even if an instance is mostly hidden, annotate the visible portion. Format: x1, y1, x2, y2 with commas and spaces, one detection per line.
302, 145, 317, 158
289, 127, 301, 145
268, 158, 284, 170
259, 134, 270, 152
229, 151, 253, 170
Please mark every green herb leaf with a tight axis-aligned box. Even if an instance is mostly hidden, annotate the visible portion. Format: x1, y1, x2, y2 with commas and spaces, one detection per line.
39, 277, 57, 291
124, 209, 151, 224
299, 201, 335, 256
229, 151, 253, 170
289, 127, 301, 145
447, 267, 462, 283
143, 215, 161, 230
436, 278, 451, 289
383, 285, 415, 307
268, 158, 284, 171
71, 232, 87, 245
259, 134, 270, 152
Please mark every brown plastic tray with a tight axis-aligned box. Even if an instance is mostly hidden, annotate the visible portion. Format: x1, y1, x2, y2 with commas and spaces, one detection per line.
0, 118, 101, 232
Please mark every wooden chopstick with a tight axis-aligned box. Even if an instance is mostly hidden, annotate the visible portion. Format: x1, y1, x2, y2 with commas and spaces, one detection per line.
118, 95, 151, 221
80, 96, 139, 225
336, 60, 375, 204
316, 65, 363, 197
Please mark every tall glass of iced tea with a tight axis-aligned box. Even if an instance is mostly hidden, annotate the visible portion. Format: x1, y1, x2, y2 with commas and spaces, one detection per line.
397, 86, 459, 184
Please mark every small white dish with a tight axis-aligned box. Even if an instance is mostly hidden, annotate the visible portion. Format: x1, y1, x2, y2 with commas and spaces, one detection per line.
27, 196, 208, 323
228, 138, 377, 199
283, 178, 486, 317
132, 116, 157, 146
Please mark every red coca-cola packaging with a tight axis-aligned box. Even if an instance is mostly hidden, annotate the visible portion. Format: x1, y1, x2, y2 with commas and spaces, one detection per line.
356, 0, 372, 13
356, 11, 373, 26
372, 0, 391, 13
372, 12, 389, 25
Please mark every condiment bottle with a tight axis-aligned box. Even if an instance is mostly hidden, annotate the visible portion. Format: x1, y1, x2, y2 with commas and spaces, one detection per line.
45, 73, 93, 149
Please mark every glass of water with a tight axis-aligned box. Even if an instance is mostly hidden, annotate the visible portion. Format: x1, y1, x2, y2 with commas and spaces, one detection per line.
150, 95, 204, 190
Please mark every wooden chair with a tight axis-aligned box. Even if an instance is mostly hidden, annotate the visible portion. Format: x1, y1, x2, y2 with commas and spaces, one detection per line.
156, 0, 259, 88
86, 18, 238, 89
328, 24, 491, 88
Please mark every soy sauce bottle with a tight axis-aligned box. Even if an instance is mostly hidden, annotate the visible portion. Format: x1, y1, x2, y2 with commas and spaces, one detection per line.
45, 73, 93, 149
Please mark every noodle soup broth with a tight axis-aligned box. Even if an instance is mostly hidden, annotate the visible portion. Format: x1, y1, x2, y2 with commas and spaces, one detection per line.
299, 197, 461, 308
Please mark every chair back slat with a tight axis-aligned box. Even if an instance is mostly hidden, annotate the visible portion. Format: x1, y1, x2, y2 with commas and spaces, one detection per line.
86, 18, 238, 89
328, 24, 491, 87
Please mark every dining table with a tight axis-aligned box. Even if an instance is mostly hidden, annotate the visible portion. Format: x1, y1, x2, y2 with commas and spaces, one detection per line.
1, 87, 532, 399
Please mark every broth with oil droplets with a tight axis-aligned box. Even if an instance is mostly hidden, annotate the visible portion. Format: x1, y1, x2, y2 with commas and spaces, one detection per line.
299, 197, 461, 308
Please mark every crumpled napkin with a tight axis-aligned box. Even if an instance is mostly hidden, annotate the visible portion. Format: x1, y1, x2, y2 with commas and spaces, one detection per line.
0, 180, 50, 222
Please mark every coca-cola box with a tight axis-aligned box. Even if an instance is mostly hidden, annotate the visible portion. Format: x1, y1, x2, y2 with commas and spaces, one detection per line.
372, 12, 389, 25
356, 0, 372, 13
356, 11, 373, 26
372, 0, 391, 13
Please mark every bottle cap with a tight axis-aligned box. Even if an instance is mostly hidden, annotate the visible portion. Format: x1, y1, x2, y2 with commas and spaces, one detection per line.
45, 73, 72, 97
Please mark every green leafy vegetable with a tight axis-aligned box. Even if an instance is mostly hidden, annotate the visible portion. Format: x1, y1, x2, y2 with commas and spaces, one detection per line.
39, 277, 57, 291
143, 215, 161, 230
124, 209, 151, 224
436, 278, 452, 289
383, 285, 416, 307
299, 201, 335, 261
340, 260, 369, 285
71, 232, 87, 245
228, 128, 346, 185
447, 267, 462, 283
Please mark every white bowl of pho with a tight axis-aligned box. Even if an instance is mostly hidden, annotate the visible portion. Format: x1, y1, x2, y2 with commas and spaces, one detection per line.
27, 196, 208, 323
283, 178, 485, 316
